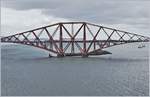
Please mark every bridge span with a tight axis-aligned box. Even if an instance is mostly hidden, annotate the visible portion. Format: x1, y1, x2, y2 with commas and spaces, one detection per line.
1, 22, 150, 57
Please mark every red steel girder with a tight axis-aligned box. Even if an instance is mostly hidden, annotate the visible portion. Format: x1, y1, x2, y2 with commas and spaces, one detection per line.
1, 22, 150, 57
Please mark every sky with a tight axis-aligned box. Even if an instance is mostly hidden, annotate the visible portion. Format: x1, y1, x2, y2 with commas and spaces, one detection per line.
1, 0, 150, 37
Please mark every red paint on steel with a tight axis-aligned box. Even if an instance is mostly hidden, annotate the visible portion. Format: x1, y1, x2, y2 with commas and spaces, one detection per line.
1, 22, 150, 57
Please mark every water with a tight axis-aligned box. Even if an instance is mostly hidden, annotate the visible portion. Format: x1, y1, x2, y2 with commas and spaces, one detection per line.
1, 42, 149, 96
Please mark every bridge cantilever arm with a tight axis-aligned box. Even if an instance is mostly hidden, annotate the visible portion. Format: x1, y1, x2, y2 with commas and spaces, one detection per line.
1, 22, 150, 57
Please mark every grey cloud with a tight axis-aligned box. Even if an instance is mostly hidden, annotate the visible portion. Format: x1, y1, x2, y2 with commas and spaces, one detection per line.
41, 1, 150, 25
2, 0, 150, 21
1, 0, 68, 10
1, 0, 150, 35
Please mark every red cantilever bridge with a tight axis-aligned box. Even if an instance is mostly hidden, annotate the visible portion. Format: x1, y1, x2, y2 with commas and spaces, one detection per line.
1, 22, 150, 57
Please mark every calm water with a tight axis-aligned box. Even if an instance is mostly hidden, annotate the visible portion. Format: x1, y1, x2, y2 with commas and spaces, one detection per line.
1, 42, 149, 96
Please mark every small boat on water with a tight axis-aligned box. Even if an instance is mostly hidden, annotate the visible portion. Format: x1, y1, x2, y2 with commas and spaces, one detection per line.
138, 44, 146, 48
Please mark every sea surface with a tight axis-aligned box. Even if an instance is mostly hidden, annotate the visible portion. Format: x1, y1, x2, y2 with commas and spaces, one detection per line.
1, 42, 149, 96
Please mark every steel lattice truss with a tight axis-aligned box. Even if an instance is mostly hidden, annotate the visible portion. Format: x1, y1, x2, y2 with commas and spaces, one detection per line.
1, 22, 150, 57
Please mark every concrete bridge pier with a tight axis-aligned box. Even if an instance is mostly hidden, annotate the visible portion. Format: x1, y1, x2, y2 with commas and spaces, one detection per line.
1, 22, 149, 58
82, 54, 88, 58
57, 54, 65, 58
48, 54, 53, 58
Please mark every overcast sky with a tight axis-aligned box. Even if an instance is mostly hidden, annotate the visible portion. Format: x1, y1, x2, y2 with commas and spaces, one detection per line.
1, 0, 150, 36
